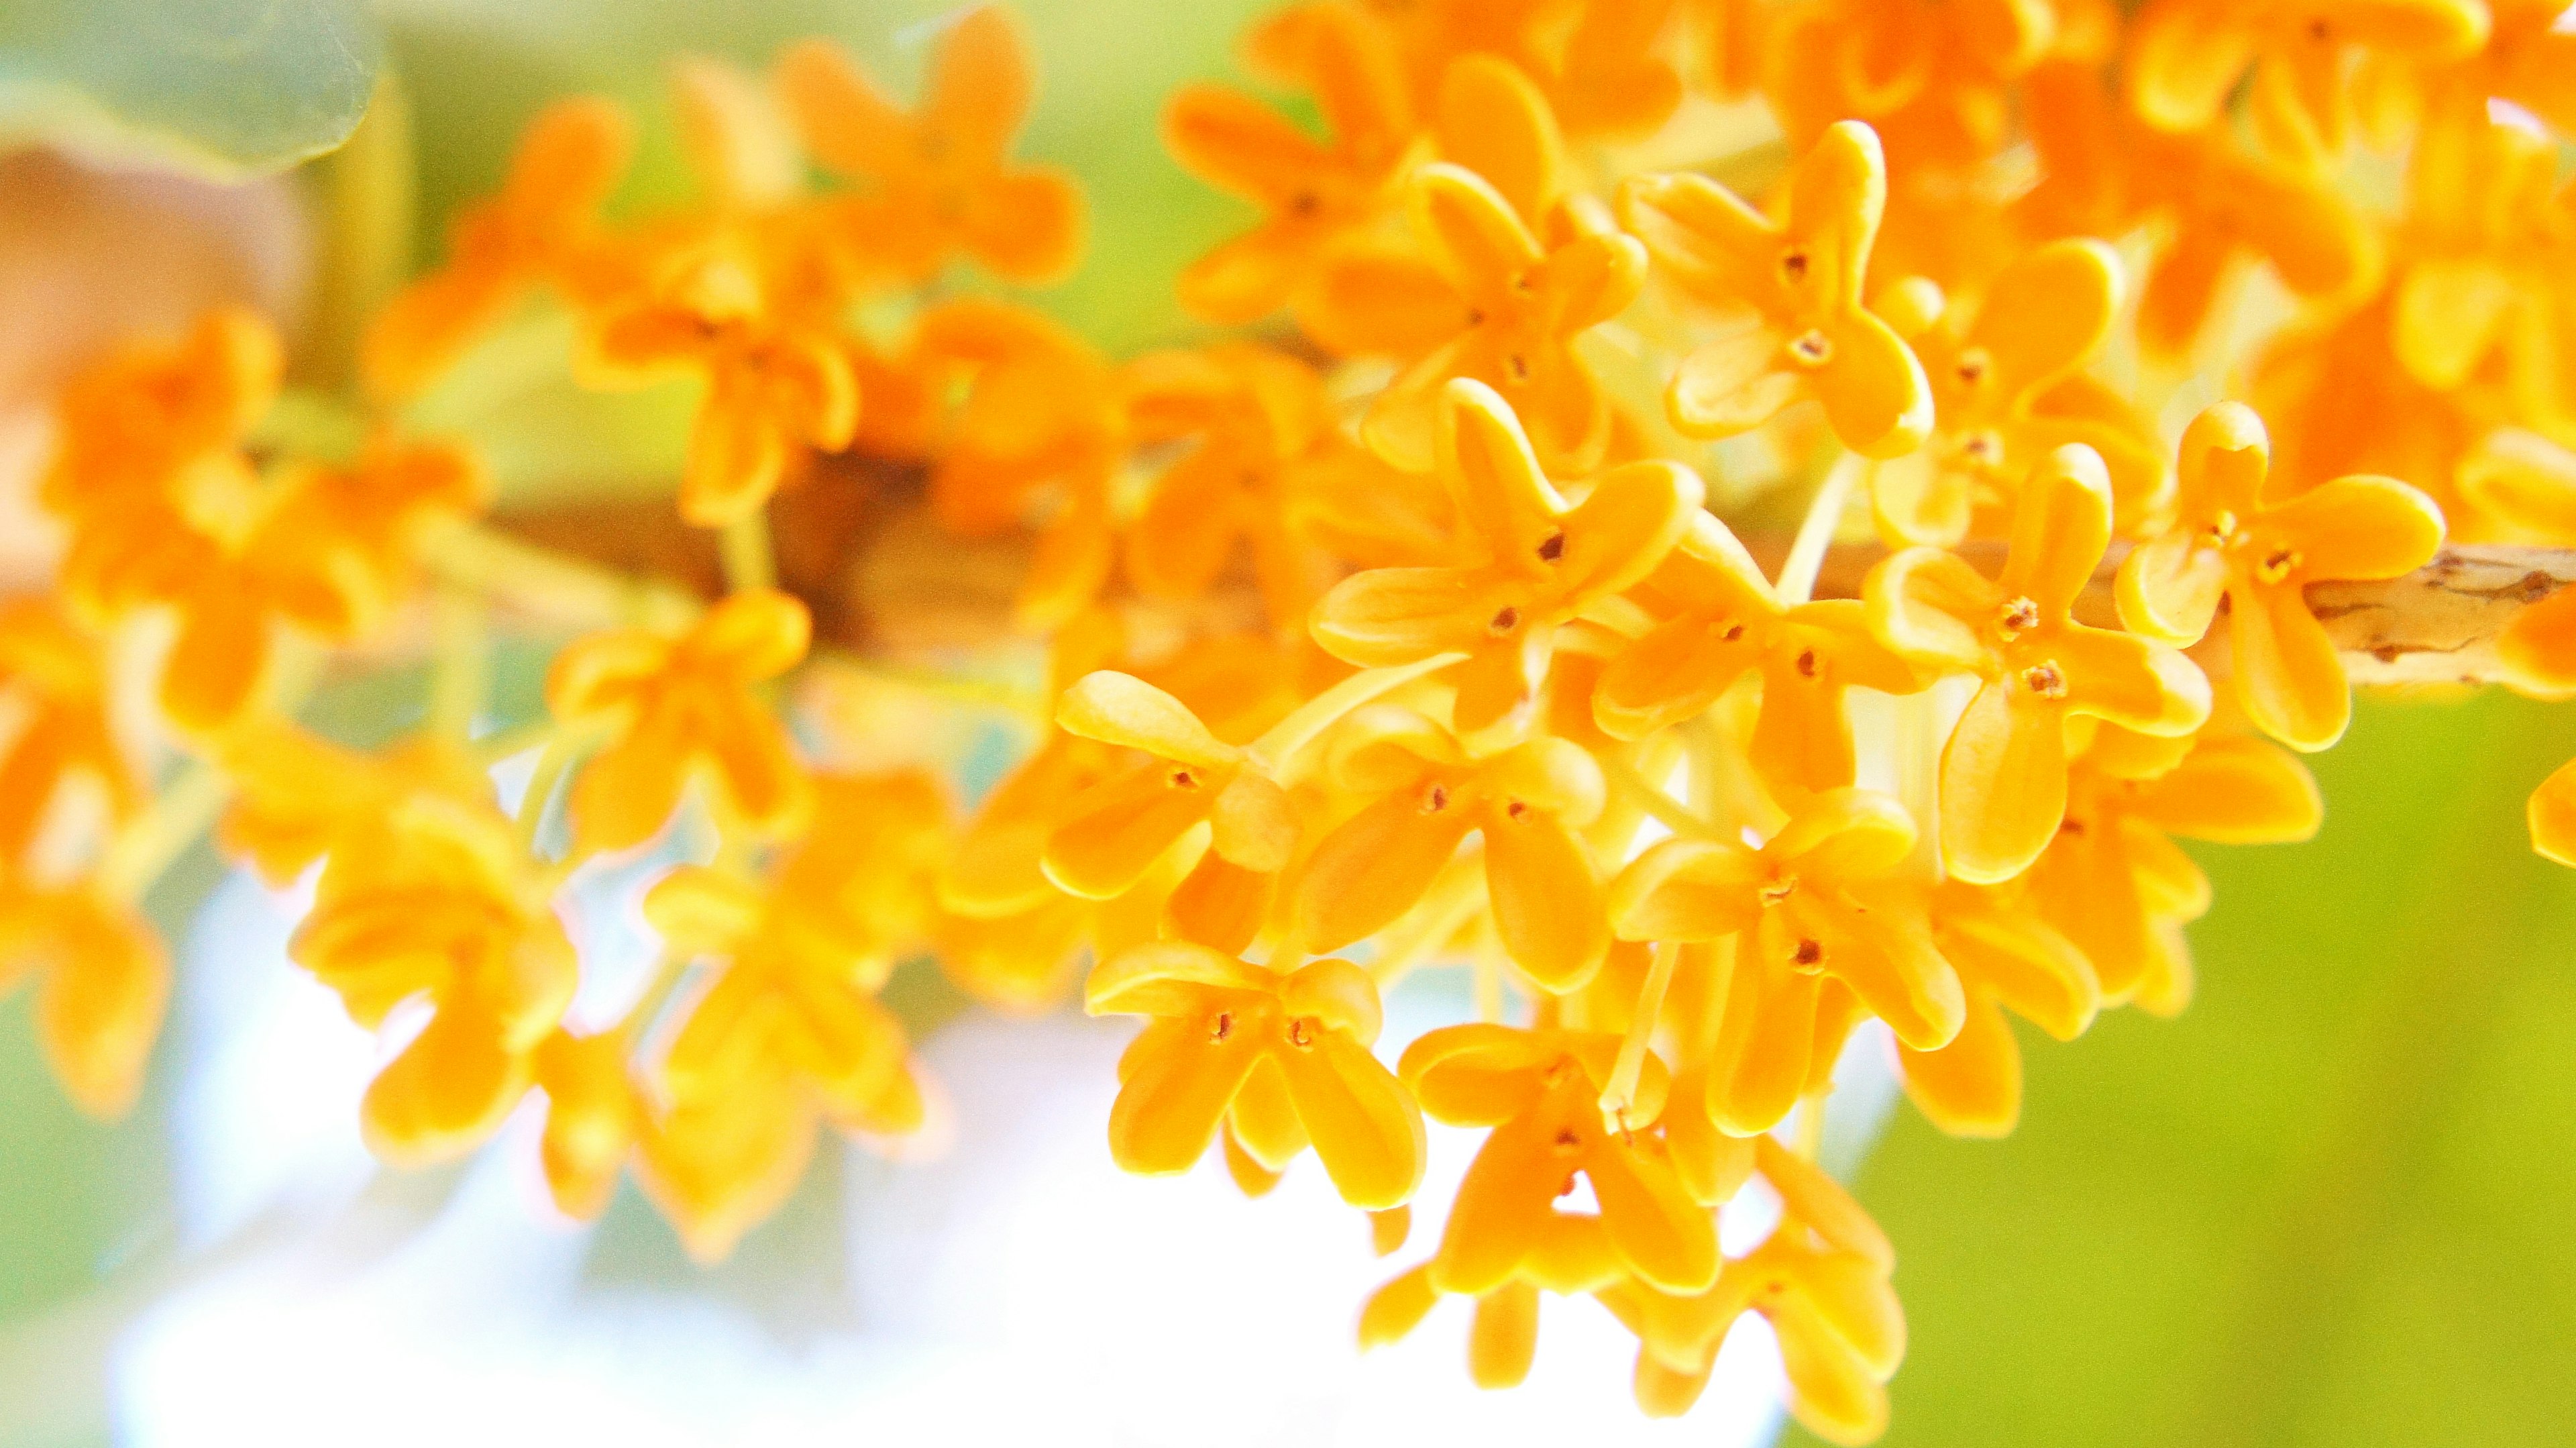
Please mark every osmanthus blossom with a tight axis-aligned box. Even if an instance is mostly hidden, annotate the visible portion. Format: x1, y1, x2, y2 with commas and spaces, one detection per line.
1609, 788, 1967, 1135
1869, 239, 2165, 547
1298, 705, 1614, 992
1084, 941, 1424, 1208
2116, 403, 2446, 752
363, 97, 635, 399
1161, 1, 1419, 325
1869, 444, 2212, 883
1601, 1138, 1904, 1443
1117, 342, 1344, 622
1593, 512, 1925, 798
634, 845, 930, 1261
1618, 121, 1933, 458
2125, 0, 2491, 166
0, 600, 136, 863
1400, 1024, 1719, 1296
545, 586, 816, 854
0, 879, 166, 1117
1310, 377, 1703, 747
1307, 159, 1646, 474
773, 6, 1085, 287
2023, 725, 2324, 1012
21, 1, 2576, 1437
289, 796, 579, 1166
585, 242, 859, 528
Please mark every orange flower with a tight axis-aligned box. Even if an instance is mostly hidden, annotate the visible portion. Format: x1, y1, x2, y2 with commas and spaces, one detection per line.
533, 1028, 644, 1221
2116, 403, 2445, 751
587, 244, 857, 527
639, 858, 926, 1259
1609, 790, 1968, 1102
1119, 344, 1340, 621
364, 97, 634, 398
1618, 121, 1933, 456
44, 305, 278, 519
1040, 670, 1299, 902
290, 796, 578, 1165
1358, 1217, 1629, 1389
1309, 162, 1646, 473
2133, 129, 2376, 358
2126, 0, 2489, 164
1085, 941, 1424, 1208
910, 299, 1124, 630
218, 725, 487, 886
1593, 514, 1924, 799
1869, 444, 2212, 882
1299, 707, 1613, 990
2389, 113, 2570, 422
95, 436, 485, 737
775, 7, 1085, 286
1309, 379, 1703, 745
1603, 1139, 1902, 1441
1162, 1, 1419, 323
1896, 881, 2097, 1137
0, 880, 168, 1118
1870, 240, 2165, 546
2024, 728, 2322, 1009
1400, 1023, 1718, 1295
545, 587, 815, 854
0, 600, 136, 864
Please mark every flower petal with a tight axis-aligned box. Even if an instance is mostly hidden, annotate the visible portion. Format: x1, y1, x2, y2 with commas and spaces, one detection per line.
1898, 990, 2020, 1137
1939, 678, 2068, 884
1107, 1015, 1264, 1175
2228, 581, 2351, 751
1483, 807, 1611, 991
2264, 474, 2446, 581
1281, 1032, 1426, 1209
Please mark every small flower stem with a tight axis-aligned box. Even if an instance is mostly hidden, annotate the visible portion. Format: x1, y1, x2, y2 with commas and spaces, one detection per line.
427, 584, 487, 742
421, 520, 696, 631
1367, 876, 1485, 988
95, 762, 232, 905
1245, 651, 1468, 777
1600, 938, 1682, 1129
718, 508, 777, 594
1791, 1086, 1829, 1161
1603, 754, 1723, 841
1474, 945, 1505, 1023
1775, 451, 1868, 608
514, 732, 582, 859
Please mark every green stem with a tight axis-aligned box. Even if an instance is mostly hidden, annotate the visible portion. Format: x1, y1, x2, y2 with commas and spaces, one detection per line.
427, 585, 487, 742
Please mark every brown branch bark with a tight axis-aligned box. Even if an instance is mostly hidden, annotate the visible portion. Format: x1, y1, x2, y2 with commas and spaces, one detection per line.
491, 457, 2575, 689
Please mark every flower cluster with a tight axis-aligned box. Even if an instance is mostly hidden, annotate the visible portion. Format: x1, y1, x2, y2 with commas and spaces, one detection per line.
10, 1, 2576, 1438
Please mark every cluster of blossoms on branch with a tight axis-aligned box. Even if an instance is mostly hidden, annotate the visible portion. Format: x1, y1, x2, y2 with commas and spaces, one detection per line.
9, 0, 2576, 1438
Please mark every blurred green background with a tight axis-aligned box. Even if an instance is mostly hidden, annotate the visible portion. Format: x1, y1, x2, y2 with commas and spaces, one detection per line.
6, 1, 2576, 1445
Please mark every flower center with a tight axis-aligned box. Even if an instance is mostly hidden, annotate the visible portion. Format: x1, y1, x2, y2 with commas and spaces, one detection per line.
2256, 547, 2302, 584
1997, 595, 2039, 639
1788, 329, 1834, 367
2021, 661, 2069, 699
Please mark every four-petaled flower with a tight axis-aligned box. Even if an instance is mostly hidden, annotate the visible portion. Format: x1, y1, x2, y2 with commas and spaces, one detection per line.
290, 796, 578, 1165
1086, 941, 1426, 1209
1399, 1024, 1719, 1296
1619, 121, 1933, 457
1311, 378, 1703, 745
1594, 513, 1925, 800
546, 587, 816, 853
775, 7, 1086, 286
1870, 444, 2212, 882
1610, 788, 1966, 1133
1310, 162, 1646, 474
1299, 707, 1614, 992
2116, 403, 2445, 751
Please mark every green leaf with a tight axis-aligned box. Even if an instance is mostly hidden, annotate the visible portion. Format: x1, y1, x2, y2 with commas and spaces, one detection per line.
0, 0, 381, 178
1818, 691, 2576, 1447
